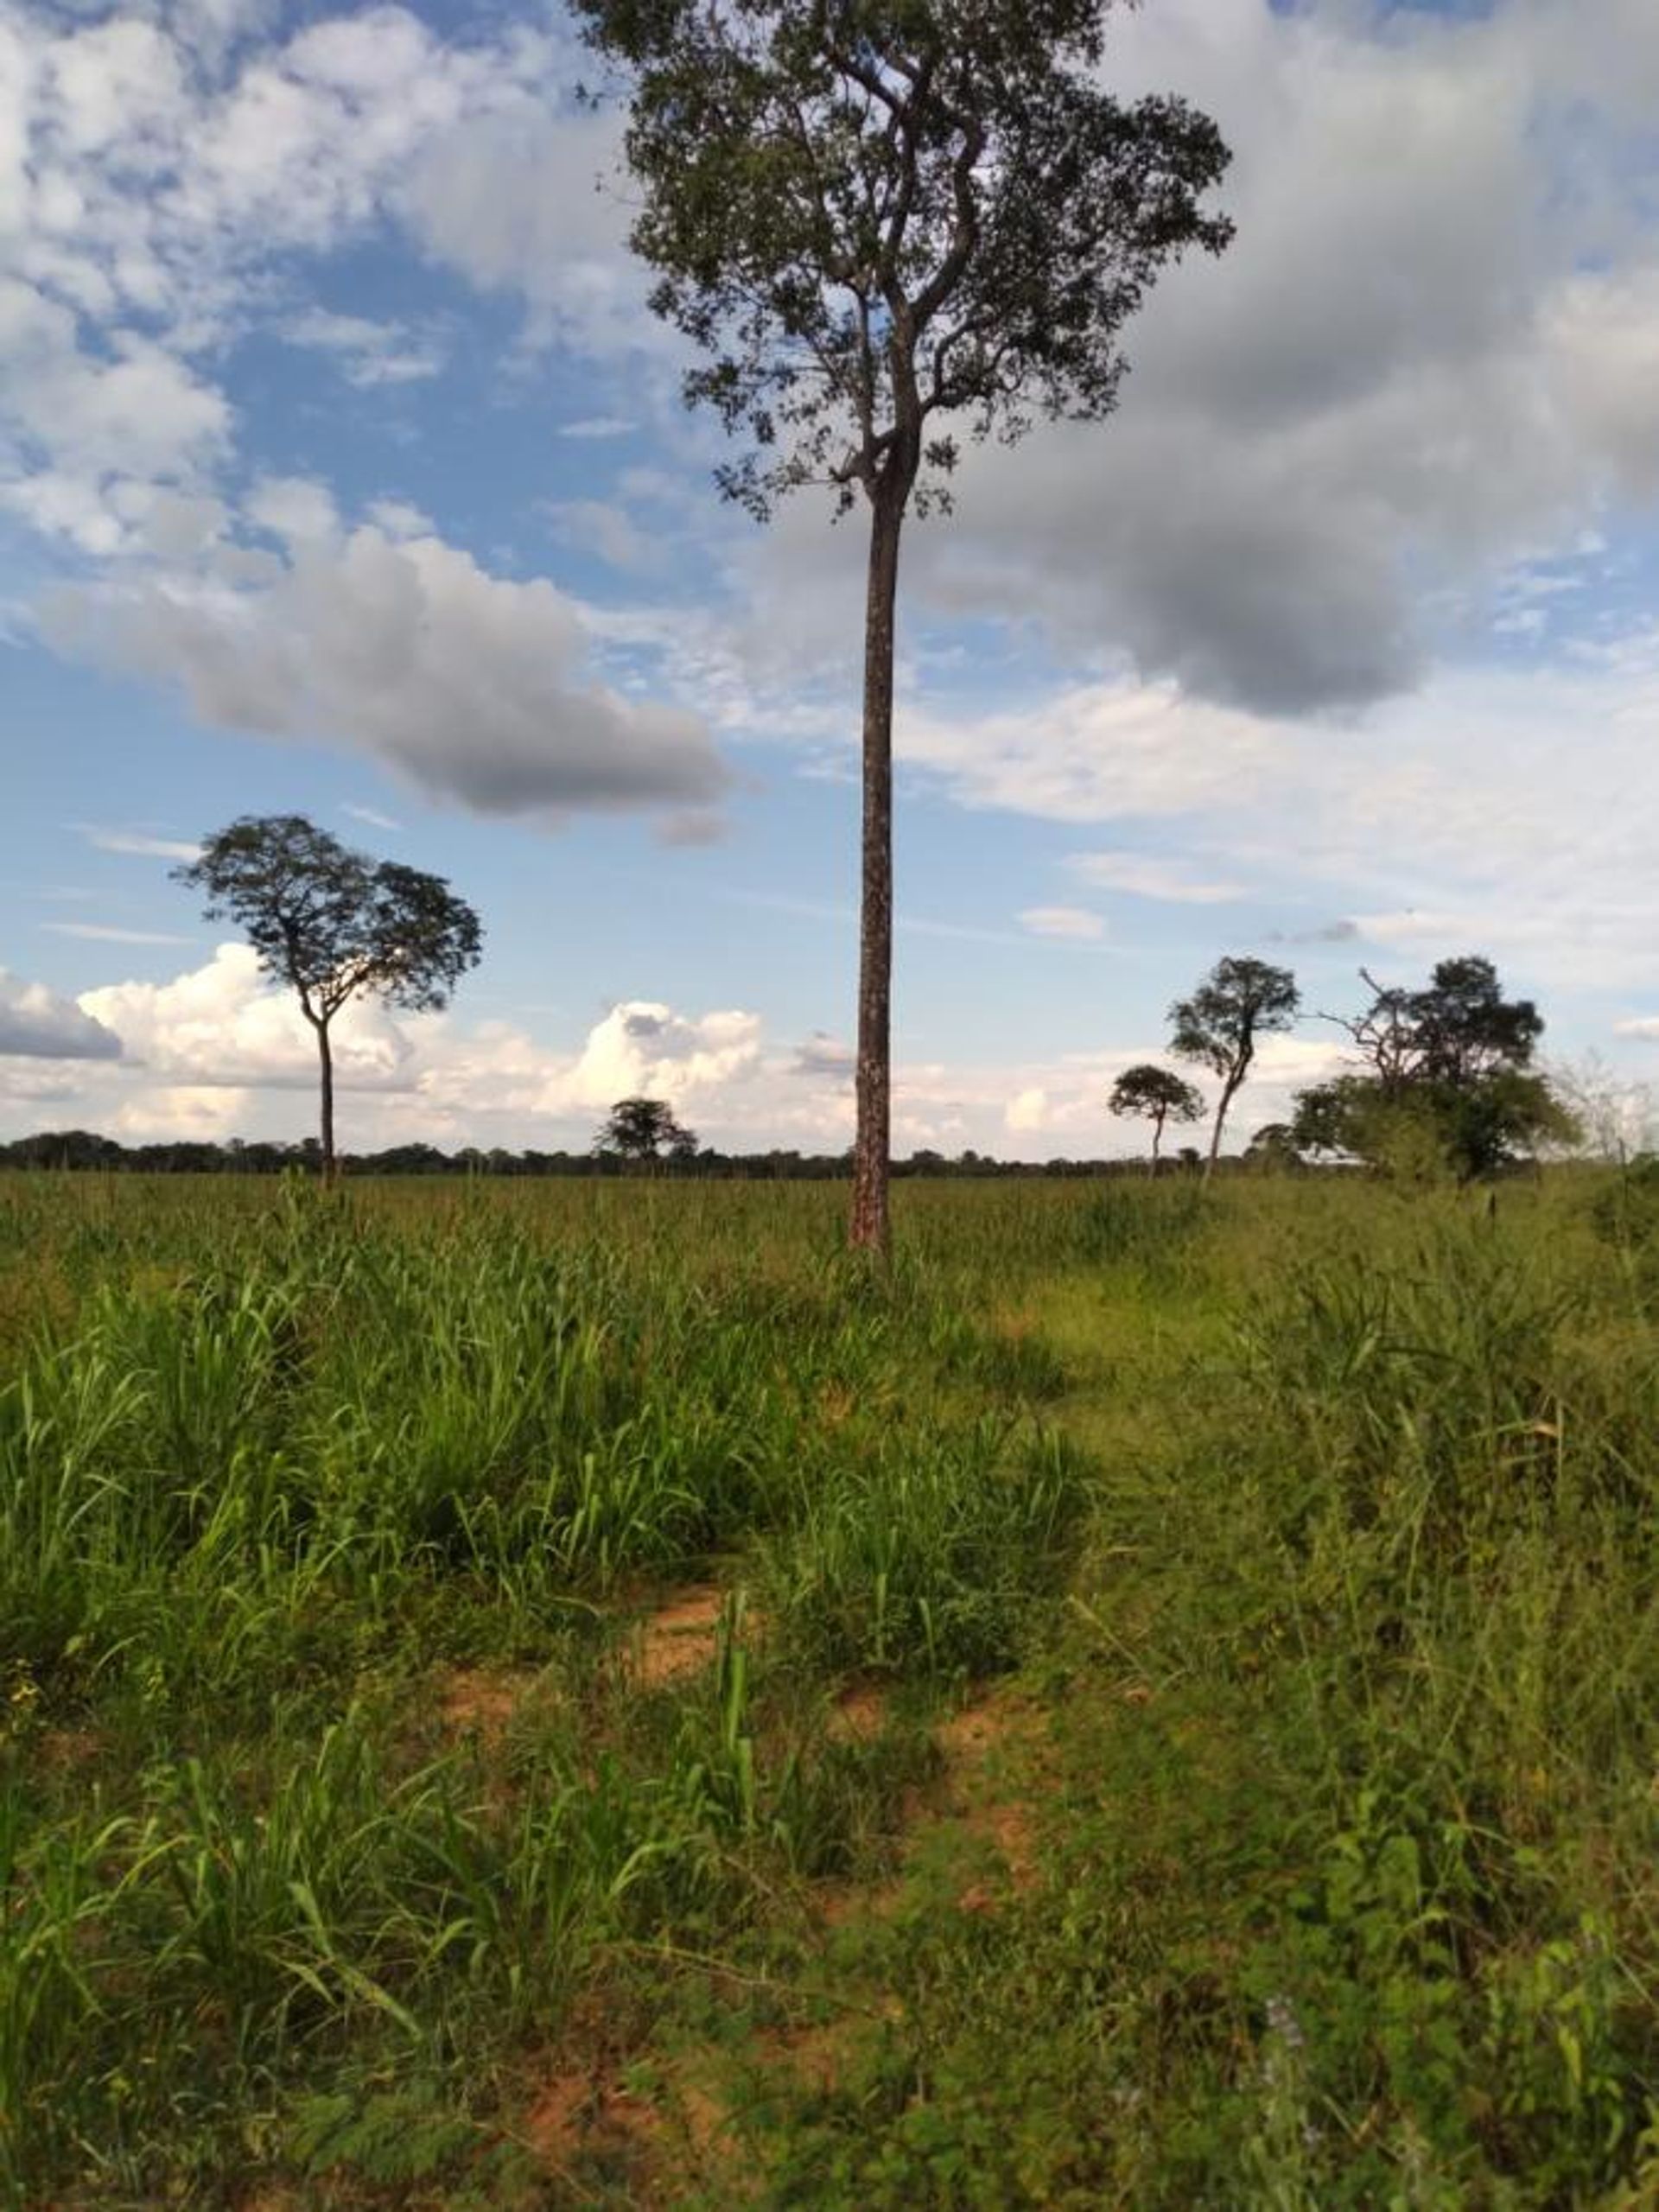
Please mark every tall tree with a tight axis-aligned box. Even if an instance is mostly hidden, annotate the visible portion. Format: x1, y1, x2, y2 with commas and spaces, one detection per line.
175, 815, 482, 1180
574, 0, 1233, 1250
594, 1096, 698, 1162
1108, 1062, 1204, 1174
1170, 956, 1300, 1180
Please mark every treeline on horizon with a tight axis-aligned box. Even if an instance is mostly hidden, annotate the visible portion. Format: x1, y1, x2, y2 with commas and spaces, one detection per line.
3, 1128, 1275, 1180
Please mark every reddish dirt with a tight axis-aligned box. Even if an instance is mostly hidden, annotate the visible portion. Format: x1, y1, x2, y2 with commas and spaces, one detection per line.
629, 1585, 728, 1687
825, 1681, 888, 1741
521, 2060, 738, 2201
36, 1726, 105, 1772
931, 1689, 1048, 1897
436, 1665, 542, 1743
934, 1689, 1039, 1760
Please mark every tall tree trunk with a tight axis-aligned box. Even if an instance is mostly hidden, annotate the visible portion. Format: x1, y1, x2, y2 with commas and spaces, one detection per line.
849, 486, 906, 1254
315, 1016, 336, 1185
1149, 1109, 1164, 1178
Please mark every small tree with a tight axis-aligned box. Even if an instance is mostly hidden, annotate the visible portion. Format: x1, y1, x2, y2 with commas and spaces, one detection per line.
574, 0, 1234, 1253
1108, 1062, 1204, 1174
1171, 956, 1300, 1181
174, 814, 482, 1180
594, 1096, 698, 1164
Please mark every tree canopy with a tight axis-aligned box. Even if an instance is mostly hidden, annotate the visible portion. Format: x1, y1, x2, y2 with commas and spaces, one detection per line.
575, 0, 1233, 1251
1109, 1062, 1205, 1172
1295, 956, 1573, 1179
594, 1096, 700, 1162
175, 814, 482, 1177
573, 0, 1234, 524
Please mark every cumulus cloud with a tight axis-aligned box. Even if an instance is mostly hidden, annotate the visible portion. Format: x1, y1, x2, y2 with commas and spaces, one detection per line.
0, 943, 1361, 1162
0, 969, 122, 1060
401, 99, 643, 351
10, 0, 1659, 741
44, 520, 731, 823
0, 1, 631, 563
721, 0, 1659, 718
80, 943, 414, 1090
787, 1031, 855, 1081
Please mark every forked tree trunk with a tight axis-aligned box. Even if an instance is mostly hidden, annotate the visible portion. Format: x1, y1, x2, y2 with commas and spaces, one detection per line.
849, 486, 906, 1255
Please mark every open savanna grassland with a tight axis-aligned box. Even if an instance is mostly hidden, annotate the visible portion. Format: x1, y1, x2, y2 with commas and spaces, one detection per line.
3, 1166, 1658, 2209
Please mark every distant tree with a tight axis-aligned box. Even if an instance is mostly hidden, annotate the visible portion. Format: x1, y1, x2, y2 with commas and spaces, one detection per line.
1323, 957, 1543, 1101
1108, 1062, 1205, 1174
574, 0, 1234, 1255
1245, 1121, 1301, 1171
1298, 955, 1573, 1179
595, 1096, 698, 1164
1171, 957, 1300, 1180
175, 814, 482, 1182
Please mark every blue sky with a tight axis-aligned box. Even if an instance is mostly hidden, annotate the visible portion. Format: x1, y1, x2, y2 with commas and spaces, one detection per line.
4, 0, 1659, 1158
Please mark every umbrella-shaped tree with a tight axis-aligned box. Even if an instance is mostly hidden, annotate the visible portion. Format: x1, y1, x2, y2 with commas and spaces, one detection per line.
175, 814, 482, 1181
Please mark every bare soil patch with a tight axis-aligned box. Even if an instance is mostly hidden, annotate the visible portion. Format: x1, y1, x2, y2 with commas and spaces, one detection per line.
628, 1584, 728, 1688
825, 1681, 888, 1742
436, 1665, 543, 1744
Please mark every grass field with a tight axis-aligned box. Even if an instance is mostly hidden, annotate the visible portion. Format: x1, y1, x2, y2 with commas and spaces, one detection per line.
3, 1167, 1657, 2208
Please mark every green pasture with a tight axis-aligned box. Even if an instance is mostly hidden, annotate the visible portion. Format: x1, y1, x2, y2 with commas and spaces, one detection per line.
2, 1169, 1656, 2206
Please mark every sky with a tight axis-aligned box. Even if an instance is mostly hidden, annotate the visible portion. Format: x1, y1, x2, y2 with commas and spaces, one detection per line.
4, 0, 1659, 1161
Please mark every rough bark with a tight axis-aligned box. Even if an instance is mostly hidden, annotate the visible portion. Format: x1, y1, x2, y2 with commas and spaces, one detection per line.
849, 486, 906, 1254
314, 1015, 336, 1185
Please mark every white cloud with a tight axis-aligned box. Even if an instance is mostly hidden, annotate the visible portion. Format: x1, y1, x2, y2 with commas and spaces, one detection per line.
400, 99, 642, 352
0, 942, 1357, 1162
1067, 853, 1247, 905
0, 968, 122, 1060
80, 943, 414, 1090
245, 474, 339, 544
888, 651, 1659, 1003
365, 498, 432, 541
1019, 906, 1107, 941
546, 497, 661, 575
279, 306, 445, 387
76, 825, 201, 861
787, 1031, 855, 1082
42, 923, 193, 944
44, 520, 731, 823
558, 416, 635, 441
340, 802, 404, 832
543, 1001, 763, 1117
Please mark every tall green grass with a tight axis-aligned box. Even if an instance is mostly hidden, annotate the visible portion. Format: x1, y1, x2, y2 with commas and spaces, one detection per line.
3, 1167, 1657, 2203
